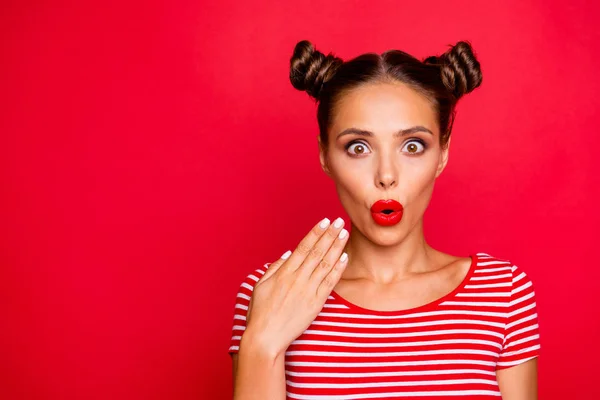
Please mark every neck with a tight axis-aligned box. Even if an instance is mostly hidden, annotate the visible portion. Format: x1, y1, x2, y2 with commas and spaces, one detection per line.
342, 218, 436, 285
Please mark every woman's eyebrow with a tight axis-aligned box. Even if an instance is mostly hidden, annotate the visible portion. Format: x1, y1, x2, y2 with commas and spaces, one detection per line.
336, 126, 433, 139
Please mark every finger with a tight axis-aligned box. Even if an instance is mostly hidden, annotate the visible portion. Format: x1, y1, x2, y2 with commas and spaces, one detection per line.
258, 250, 292, 283
248, 249, 292, 323
308, 227, 349, 285
316, 251, 349, 301
279, 218, 332, 274
295, 217, 346, 278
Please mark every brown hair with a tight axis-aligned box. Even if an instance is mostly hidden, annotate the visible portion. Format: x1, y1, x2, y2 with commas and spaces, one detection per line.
289, 40, 483, 150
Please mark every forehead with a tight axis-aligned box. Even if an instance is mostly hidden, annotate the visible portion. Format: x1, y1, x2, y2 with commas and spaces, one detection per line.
330, 81, 438, 136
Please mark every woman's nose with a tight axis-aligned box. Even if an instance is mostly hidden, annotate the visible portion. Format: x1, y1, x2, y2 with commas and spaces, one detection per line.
377, 176, 397, 189
375, 155, 398, 189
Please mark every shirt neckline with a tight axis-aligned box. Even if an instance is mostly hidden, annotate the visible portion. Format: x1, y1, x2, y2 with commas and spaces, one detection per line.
329, 253, 478, 316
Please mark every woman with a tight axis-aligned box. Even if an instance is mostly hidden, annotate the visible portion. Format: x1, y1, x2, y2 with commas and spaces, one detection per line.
228, 40, 540, 399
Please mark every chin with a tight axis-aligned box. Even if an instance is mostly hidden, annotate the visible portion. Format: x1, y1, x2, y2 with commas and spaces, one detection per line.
356, 215, 409, 246
373, 229, 407, 246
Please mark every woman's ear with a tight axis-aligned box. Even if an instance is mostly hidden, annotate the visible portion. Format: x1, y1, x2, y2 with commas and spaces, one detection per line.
318, 136, 332, 177
435, 135, 451, 178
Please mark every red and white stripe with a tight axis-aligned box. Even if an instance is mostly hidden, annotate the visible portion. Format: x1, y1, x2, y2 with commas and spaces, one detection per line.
229, 252, 540, 399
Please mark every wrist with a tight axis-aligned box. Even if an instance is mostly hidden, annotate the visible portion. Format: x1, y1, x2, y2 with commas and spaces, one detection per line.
239, 327, 286, 361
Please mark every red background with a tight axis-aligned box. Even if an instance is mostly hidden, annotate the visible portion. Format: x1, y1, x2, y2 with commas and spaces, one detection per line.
2, 0, 598, 399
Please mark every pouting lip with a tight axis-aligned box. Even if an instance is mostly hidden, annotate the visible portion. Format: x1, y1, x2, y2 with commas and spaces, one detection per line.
370, 199, 403, 213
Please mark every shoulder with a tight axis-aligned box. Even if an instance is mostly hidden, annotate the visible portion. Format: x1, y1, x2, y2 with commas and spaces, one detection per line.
473, 252, 537, 294
235, 262, 271, 293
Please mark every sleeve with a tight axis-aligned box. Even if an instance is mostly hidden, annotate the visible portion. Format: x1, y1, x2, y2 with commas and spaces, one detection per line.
496, 264, 541, 369
228, 264, 269, 356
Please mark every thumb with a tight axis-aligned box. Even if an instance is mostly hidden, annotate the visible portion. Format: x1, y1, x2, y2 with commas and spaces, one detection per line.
257, 250, 292, 283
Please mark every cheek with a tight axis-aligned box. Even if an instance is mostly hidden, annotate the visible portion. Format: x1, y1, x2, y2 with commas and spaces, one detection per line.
326, 160, 371, 214
332, 164, 370, 202
400, 160, 437, 197
397, 162, 438, 219
330, 154, 371, 184
401, 159, 438, 190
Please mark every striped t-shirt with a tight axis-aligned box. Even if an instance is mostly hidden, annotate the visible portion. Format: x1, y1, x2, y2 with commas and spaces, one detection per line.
228, 252, 541, 399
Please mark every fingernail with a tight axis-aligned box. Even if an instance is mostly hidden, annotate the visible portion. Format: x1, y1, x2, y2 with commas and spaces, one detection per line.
338, 229, 348, 239
333, 217, 344, 229
281, 250, 292, 260
319, 218, 331, 229
340, 252, 348, 263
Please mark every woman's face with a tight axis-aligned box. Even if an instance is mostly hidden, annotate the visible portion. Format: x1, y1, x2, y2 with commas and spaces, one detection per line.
319, 81, 450, 245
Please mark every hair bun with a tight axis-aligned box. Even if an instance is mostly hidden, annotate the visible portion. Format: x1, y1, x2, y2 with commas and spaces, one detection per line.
289, 40, 343, 100
425, 41, 482, 100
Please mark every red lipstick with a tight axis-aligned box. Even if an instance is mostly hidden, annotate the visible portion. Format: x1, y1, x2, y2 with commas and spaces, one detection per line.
370, 199, 404, 226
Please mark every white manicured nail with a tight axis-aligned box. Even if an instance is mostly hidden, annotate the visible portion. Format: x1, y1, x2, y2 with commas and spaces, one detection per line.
281, 250, 292, 260
333, 217, 344, 229
338, 229, 348, 239
319, 218, 330, 229
340, 252, 348, 263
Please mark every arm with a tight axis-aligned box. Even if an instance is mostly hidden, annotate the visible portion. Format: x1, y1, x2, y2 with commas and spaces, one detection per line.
497, 357, 538, 400
229, 267, 285, 400
232, 330, 286, 400
228, 218, 350, 400
496, 264, 541, 399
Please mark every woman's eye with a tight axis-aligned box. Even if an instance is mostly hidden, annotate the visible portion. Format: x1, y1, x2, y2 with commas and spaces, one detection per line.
346, 141, 371, 156
402, 140, 426, 155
